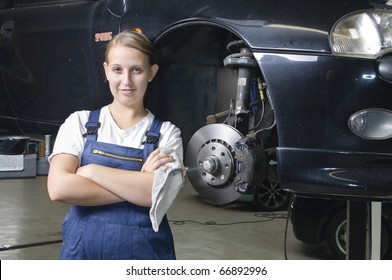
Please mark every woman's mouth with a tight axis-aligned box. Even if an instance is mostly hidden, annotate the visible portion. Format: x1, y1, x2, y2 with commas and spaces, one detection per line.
121, 88, 134, 95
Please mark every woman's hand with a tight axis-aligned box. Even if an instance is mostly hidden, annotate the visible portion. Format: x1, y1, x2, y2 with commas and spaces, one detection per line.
141, 147, 174, 172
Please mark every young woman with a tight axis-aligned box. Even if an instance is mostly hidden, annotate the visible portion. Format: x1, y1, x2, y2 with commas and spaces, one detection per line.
47, 30, 183, 260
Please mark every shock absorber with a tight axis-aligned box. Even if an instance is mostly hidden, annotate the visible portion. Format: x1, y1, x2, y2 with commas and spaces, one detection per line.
223, 40, 258, 136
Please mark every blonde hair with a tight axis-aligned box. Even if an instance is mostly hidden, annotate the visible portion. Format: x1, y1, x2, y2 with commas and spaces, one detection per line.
105, 30, 155, 65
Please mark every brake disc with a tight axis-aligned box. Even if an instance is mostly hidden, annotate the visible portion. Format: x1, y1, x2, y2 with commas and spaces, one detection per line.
185, 123, 244, 205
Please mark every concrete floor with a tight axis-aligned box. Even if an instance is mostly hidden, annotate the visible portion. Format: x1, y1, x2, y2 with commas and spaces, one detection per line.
0, 176, 335, 260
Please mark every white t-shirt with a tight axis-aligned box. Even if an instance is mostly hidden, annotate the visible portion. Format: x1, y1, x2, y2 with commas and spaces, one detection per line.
49, 105, 183, 163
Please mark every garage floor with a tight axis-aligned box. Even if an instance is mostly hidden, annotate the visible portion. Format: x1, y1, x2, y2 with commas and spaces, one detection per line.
0, 176, 335, 260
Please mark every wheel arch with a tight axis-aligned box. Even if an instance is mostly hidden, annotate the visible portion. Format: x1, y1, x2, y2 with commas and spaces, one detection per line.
148, 20, 270, 145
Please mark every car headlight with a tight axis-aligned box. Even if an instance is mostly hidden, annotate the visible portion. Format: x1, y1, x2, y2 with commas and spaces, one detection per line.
348, 108, 392, 140
330, 10, 392, 59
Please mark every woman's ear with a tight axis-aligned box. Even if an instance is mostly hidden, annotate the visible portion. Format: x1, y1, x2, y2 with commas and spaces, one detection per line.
103, 62, 108, 80
149, 64, 159, 82
103, 62, 108, 82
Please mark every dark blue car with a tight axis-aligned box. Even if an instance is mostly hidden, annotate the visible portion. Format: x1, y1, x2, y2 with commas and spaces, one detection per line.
1, 0, 392, 209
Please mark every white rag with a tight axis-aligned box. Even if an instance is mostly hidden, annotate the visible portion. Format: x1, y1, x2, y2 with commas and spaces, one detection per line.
149, 148, 187, 232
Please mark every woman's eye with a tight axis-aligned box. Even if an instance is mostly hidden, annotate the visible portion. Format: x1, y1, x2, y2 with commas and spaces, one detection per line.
132, 67, 143, 73
112, 67, 122, 73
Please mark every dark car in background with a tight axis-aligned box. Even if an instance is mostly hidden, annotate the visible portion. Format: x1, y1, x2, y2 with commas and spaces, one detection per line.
1, 0, 392, 209
290, 195, 392, 259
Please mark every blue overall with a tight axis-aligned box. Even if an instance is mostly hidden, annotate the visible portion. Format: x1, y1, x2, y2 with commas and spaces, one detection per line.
59, 110, 176, 260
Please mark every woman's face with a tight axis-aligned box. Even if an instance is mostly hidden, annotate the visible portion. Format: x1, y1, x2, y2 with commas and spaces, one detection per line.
103, 45, 158, 109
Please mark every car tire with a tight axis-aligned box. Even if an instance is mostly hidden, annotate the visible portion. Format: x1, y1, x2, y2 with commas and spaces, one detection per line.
253, 179, 291, 211
326, 209, 391, 259
326, 209, 347, 259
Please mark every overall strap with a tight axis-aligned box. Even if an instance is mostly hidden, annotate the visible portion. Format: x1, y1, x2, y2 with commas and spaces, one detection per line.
143, 118, 163, 161
83, 109, 101, 141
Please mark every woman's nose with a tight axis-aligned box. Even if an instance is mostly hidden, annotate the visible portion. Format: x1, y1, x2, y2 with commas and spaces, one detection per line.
122, 72, 132, 86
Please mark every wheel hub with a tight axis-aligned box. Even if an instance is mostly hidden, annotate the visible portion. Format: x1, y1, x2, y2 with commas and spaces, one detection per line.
197, 140, 234, 187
